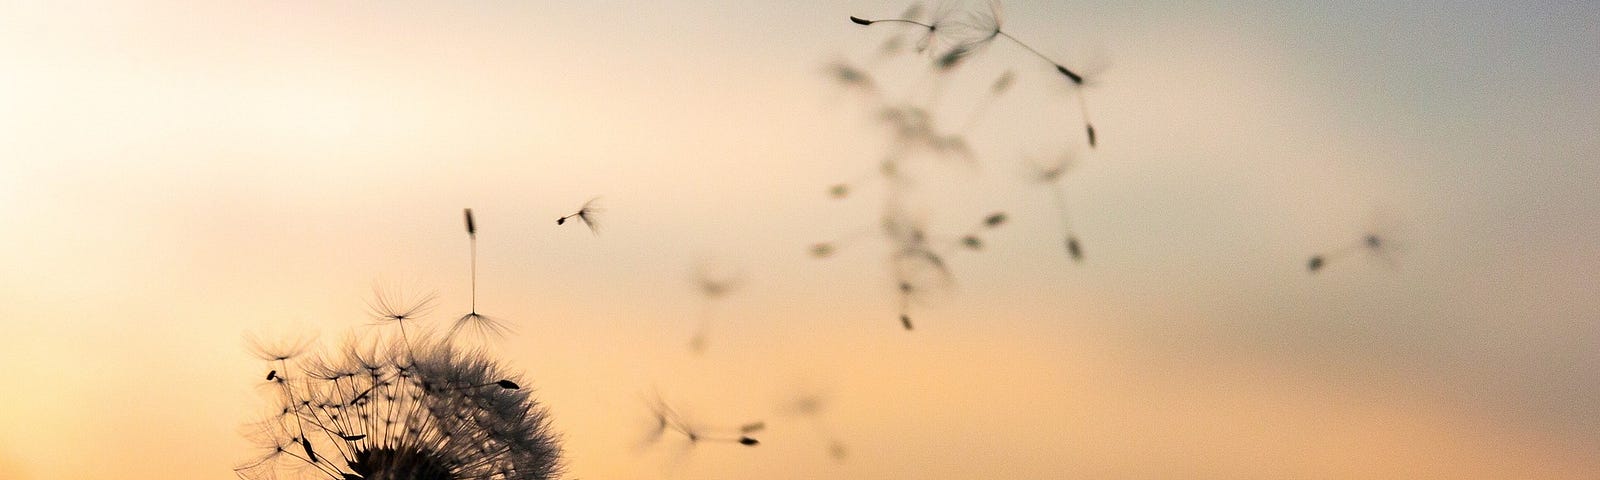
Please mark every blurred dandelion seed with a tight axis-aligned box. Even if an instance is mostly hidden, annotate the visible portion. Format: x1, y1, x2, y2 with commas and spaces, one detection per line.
640, 393, 762, 449
1307, 209, 1408, 274
556, 197, 604, 235
1026, 152, 1087, 262
781, 391, 851, 463
687, 261, 742, 353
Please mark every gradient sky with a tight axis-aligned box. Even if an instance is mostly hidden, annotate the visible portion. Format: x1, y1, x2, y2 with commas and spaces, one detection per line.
1, 1, 1597, 478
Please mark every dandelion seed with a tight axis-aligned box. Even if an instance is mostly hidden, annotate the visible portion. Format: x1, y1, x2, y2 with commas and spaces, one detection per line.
245, 330, 318, 362
1307, 209, 1407, 273
781, 390, 850, 462
557, 197, 604, 235
984, 212, 1007, 227
829, 184, 850, 199
688, 261, 742, 353
451, 208, 511, 342
640, 393, 762, 449
1025, 152, 1087, 262
366, 282, 437, 327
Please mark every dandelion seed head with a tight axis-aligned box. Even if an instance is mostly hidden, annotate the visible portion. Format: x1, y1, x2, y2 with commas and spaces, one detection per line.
238, 336, 562, 480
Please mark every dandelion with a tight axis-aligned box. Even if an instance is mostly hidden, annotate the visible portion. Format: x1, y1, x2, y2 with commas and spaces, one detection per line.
236, 334, 563, 480
556, 197, 603, 235
453, 208, 510, 341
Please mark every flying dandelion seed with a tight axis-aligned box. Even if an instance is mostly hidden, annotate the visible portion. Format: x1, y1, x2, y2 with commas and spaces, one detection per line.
237, 333, 562, 480
556, 197, 604, 235
639, 392, 762, 449
452, 208, 510, 341
687, 261, 742, 353
781, 391, 851, 463
1306, 209, 1407, 274
1024, 152, 1087, 262
959, 70, 1016, 131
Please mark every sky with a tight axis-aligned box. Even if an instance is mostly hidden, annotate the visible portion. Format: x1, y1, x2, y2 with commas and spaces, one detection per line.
1, 1, 1597, 478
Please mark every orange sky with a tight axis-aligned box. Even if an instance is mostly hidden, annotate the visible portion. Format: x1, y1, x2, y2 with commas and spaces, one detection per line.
2, 1, 1597, 478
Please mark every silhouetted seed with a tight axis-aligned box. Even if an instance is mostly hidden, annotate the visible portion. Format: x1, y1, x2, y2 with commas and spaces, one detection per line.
1365, 235, 1382, 249
557, 197, 604, 235
341, 434, 366, 441
829, 441, 849, 460
850, 16, 873, 25
301, 437, 316, 462
738, 436, 760, 446
1086, 124, 1097, 147
811, 243, 835, 258
496, 380, 520, 390
961, 235, 982, 250
1056, 64, 1084, 85
740, 422, 765, 434
462, 209, 476, 236
343, 474, 364, 480
1308, 255, 1324, 273
1066, 236, 1083, 261
900, 314, 913, 330
984, 213, 1007, 227
829, 184, 850, 199
266, 370, 277, 381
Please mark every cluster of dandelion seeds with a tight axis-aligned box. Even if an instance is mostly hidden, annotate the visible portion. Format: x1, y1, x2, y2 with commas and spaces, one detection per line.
814, 1, 1105, 330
